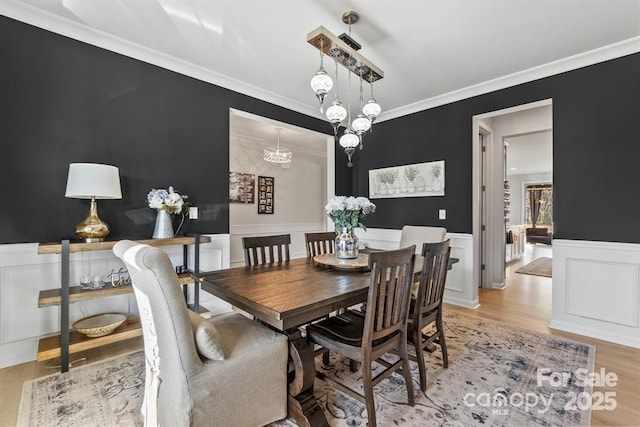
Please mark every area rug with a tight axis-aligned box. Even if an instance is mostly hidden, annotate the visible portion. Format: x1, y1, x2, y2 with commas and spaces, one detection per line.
516, 257, 553, 277
17, 351, 145, 427
19, 312, 594, 426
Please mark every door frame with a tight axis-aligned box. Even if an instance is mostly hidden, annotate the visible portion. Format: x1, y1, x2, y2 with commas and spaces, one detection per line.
472, 99, 553, 291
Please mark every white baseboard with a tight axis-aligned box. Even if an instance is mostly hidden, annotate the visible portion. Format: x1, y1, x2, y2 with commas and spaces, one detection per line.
487, 281, 506, 289
549, 319, 640, 349
444, 295, 480, 309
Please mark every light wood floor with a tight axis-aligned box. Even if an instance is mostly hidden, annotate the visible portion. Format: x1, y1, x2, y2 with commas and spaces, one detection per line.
447, 244, 640, 427
1, 244, 638, 426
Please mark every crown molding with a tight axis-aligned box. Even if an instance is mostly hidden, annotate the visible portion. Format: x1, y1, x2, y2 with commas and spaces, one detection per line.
3, 0, 640, 124
378, 36, 640, 123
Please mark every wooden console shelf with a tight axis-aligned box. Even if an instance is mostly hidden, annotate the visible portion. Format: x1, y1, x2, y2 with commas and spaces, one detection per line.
37, 235, 211, 254
37, 317, 142, 362
37, 234, 209, 372
38, 273, 194, 307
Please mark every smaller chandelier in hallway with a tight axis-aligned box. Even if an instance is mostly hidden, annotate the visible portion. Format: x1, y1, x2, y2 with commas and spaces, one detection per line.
264, 127, 292, 164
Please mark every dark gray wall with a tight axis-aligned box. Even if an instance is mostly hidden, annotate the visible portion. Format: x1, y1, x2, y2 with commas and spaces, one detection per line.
2, 15, 640, 245
353, 53, 640, 244
0, 16, 350, 244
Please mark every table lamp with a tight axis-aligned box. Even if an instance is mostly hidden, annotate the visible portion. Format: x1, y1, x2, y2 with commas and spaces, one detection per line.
65, 163, 122, 242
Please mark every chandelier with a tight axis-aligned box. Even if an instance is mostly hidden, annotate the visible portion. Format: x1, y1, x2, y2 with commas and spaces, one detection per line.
308, 11, 383, 167
264, 127, 292, 164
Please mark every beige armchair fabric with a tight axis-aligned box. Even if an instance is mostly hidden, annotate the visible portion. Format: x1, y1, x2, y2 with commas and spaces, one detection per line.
113, 240, 288, 427
399, 225, 447, 252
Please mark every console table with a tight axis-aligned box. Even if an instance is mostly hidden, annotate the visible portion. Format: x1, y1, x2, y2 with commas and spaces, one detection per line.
37, 234, 210, 372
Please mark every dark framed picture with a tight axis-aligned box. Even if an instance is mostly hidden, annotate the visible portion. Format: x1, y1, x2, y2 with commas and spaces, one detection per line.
258, 176, 274, 214
229, 172, 255, 203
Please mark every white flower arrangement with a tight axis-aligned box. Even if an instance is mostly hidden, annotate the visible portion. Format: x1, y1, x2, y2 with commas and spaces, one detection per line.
147, 186, 188, 215
325, 196, 376, 231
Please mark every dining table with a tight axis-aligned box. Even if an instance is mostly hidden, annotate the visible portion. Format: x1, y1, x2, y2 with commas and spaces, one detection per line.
195, 252, 458, 427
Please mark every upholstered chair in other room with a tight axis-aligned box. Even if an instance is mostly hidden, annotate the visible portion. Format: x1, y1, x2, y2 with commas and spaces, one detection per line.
307, 246, 417, 427
409, 240, 451, 392
399, 225, 447, 253
242, 234, 291, 266
113, 240, 288, 427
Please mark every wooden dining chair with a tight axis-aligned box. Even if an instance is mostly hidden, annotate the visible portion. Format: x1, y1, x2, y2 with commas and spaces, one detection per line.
409, 239, 451, 392
304, 231, 336, 258
307, 246, 416, 427
242, 234, 291, 266
305, 231, 338, 363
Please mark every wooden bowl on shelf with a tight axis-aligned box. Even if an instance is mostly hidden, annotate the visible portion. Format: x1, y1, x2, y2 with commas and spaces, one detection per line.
72, 313, 127, 338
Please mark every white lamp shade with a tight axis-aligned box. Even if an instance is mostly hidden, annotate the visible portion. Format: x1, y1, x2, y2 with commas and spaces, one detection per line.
310, 69, 333, 95
362, 99, 382, 118
326, 100, 348, 123
65, 163, 122, 199
352, 114, 371, 134
339, 130, 360, 149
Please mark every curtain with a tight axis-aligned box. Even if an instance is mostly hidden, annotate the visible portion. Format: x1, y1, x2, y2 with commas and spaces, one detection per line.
529, 189, 543, 227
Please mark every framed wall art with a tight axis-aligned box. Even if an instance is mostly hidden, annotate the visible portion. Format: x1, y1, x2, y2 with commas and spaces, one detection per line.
257, 176, 274, 214
229, 172, 255, 203
369, 160, 445, 199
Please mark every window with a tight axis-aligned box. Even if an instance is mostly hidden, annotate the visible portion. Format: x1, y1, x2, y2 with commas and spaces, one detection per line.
525, 184, 553, 230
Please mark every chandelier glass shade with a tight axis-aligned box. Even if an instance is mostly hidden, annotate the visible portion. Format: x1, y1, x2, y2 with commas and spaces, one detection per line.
264, 128, 292, 164
339, 129, 359, 167
326, 99, 348, 124
307, 11, 384, 167
310, 42, 333, 113
352, 113, 371, 134
362, 81, 381, 122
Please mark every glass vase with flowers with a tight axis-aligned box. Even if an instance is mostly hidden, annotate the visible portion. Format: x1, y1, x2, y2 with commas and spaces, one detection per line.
325, 196, 376, 258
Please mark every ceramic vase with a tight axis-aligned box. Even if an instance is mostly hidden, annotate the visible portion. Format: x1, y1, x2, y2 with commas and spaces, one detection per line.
335, 227, 359, 259
152, 209, 174, 239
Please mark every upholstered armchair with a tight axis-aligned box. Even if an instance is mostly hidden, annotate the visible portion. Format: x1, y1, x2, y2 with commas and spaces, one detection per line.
399, 225, 447, 253
113, 240, 288, 427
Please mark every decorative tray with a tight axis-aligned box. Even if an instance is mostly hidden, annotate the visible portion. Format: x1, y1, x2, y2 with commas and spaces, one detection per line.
72, 313, 127, 338
313, 253, 369, 270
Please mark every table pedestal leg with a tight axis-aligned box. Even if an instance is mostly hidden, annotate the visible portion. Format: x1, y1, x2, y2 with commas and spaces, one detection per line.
286, 328, 328, 427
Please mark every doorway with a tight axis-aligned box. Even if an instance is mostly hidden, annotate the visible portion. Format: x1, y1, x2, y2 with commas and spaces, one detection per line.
228, 109, 335, 266
472, 99, 553, 292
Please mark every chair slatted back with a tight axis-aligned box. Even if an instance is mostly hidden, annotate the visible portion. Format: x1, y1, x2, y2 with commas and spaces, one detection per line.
242, 234, 291, 266
304, 232, 336, 258
364, 246, 416, 344
415, 240, 451, 316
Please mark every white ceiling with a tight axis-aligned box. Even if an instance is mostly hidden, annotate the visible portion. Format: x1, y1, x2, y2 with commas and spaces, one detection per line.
230, 110, 329, 158
4, 0, 640, 125
7, 0, 634, 163
505, 131, 553, 176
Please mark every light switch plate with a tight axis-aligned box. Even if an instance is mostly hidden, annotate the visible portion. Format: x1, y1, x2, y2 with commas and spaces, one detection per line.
189, 206, 199, 220
439, 209, 446, 220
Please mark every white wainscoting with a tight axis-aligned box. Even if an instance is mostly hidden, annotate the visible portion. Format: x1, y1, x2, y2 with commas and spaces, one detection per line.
551, 239, 640, 349
355, 228, 478, 309
229, 223, 325, 267
0, 234, 231, 368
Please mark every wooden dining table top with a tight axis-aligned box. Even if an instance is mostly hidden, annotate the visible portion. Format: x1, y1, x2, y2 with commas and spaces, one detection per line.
196, 257, 372, 331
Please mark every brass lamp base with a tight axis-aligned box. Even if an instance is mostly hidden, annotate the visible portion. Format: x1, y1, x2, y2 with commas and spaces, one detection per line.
75, 197, 110, 242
